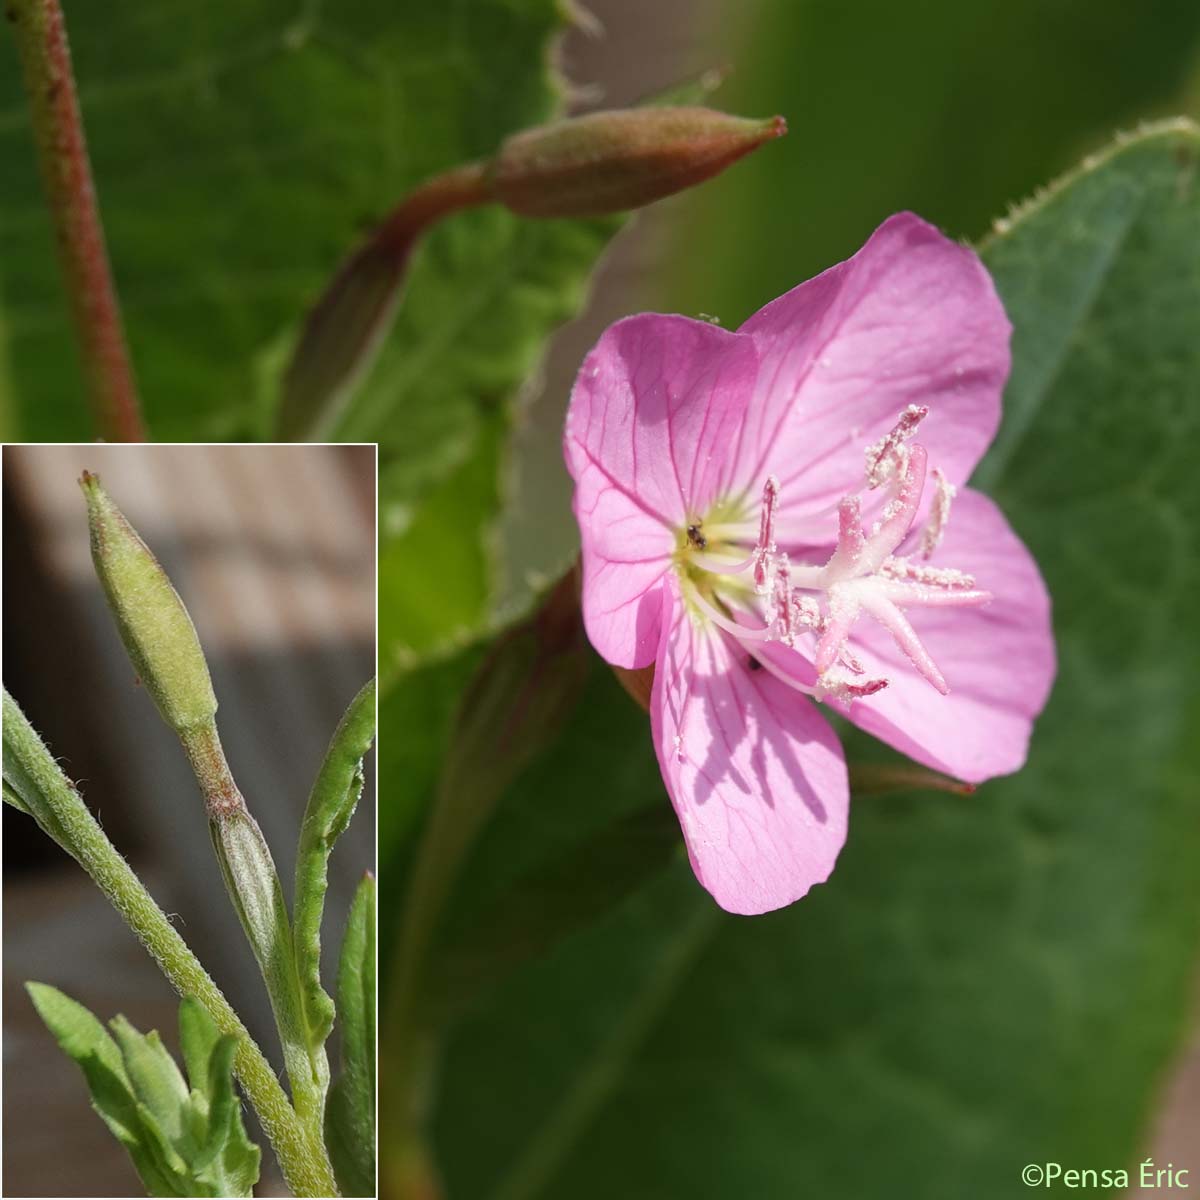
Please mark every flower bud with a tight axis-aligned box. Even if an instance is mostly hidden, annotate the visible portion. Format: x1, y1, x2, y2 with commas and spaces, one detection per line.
488, 106, 787, 218
80, 471, 217, 734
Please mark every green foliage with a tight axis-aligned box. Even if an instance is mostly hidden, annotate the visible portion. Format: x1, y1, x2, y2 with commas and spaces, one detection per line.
27, 985, 259, 1198
293, 677, 376, 1056
387, 125, 1200, 1199
0, 0, 574, 439
4, 687, 335, 1196
424, 767, 682, 1026
0, 0, 625, 670
369, 199, 621, 670
326, 874, 377, 1198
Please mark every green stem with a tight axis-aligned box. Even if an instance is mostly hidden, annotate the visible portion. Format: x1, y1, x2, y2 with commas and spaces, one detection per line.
7, 0, 146, 440
2, 690, 337, 1197
179, 721, 332, 1144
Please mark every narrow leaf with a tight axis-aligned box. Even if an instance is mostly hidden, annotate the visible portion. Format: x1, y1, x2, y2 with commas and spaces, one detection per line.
325, 873, 376, 1198
293, 677, 376, 1054
177, 995, 220, 1099
3, 689, 79, 850
194, 1034, 262, 1197
27, 983, 185, 1196
2, 779, 30, 815
30, 985, 262, 1197
109, 1017, 191, 1146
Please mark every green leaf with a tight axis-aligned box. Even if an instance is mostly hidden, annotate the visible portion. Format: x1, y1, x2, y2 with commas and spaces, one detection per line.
27, 985, 260, 1197
109, 1016, 191, 1148
26, 982, 145, 1145
2, 0, 625, 669
2, 779, 30, 815
379, 415, 505, 670
325, 873, 377, 1198
195, 1033, 262, 1198
379, 644, 485, 872
393, 124, 1200, 1199
177, 996, 221, 1101
293, 677, 376, 1054
425, 800, 682, 1023
0, 0, 603, 440
175, 998, 261, 1196
28, 983, 185, 1196
373, 204, 622, 667
3, 689, 77, 851
386, 573, 591, 1031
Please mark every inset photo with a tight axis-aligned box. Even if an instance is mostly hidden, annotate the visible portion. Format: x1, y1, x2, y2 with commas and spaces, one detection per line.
2, 443, 376, 1198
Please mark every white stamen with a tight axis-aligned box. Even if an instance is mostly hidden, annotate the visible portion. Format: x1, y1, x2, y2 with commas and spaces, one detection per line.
752, 475, 780, 594
815, 671, 889, 704
865, 404, 927, 489
790, 592, 823, 632
880, 556, 975, 589
920, 467, 956, 558
768, 553, 793, 643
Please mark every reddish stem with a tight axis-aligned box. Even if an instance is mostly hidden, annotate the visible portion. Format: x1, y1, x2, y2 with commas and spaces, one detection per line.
9, 0, 146, 441
375, 160, 491, 256
278, 160, 489, 439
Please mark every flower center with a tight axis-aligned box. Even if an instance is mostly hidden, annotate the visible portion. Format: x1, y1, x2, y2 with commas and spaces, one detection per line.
673, 405, 991, 703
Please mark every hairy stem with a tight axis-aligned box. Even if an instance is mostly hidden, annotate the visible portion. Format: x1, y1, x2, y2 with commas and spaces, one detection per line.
2, 691, 337, 1196
180, 721, 332, 1139
7, 0, 146, 440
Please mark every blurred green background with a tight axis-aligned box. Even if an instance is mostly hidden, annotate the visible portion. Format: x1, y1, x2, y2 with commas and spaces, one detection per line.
668, 0, 1200, 309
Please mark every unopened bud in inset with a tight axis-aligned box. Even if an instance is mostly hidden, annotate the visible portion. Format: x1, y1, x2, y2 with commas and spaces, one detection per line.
488, 106, 787, 218
80, 471, 217, 734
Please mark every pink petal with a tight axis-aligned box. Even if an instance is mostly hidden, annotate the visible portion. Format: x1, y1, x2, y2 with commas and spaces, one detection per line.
838, 489, 1056, 782
650, 578, 849, 914
729, 212, 1011, 531
572, 462, 673, 667
565, 314, 757, 667
564, 312, 758, 525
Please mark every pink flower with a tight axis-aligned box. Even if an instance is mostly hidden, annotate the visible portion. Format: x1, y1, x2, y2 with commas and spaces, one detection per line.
564, 213, 1056, 916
